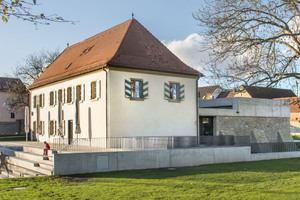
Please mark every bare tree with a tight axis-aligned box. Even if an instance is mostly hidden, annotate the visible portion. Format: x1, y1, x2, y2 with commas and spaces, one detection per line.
1, 0, 73, 25
14, 49, 60, 87
4, 78, 27, 109
4, 49, 60, 109
194, 0, 300, 89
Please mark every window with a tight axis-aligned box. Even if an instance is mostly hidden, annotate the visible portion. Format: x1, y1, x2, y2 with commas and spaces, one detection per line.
58, 89, 63, 103
91, 81, 97, 99
50, 91, 54, 106
33, 95, 37, 108
10, 112, 15, 119
131, 80, 142, 99
124, 79, 148, 100
169, 83, 179, 100
76, 85, 82, 101
164, 82, 184, 102
67, 87, 72, 103
50, 121, 54, 136
39, 94, 44, 107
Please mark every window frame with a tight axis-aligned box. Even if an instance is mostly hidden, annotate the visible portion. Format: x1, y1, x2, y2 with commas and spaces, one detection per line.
10, 112, 15, 119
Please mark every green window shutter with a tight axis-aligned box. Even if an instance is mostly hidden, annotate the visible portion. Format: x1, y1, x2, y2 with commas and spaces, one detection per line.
142, 81, 149, 99
164, 82, 170, 100
125, 79, 132, 98
180, 84, 185, 100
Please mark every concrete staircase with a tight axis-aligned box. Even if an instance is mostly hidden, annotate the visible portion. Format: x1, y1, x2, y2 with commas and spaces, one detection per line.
0, 145, 54, 179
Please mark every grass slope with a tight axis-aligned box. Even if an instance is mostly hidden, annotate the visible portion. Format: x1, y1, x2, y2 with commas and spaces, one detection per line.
1, 158, 300, 199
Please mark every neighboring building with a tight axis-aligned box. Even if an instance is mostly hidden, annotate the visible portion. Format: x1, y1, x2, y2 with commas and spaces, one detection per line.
275, 97, 300, 134
198, 85, 222, 100
28, 19, 202, 144
0, 77, 26, 135
198, 98, 293, 143
227, 85, 296, 99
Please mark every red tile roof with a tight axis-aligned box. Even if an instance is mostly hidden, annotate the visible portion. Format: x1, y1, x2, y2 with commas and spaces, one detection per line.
29, 19, 202, 89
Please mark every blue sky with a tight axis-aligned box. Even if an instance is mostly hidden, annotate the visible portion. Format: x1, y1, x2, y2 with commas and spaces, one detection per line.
0, 0, 207, 81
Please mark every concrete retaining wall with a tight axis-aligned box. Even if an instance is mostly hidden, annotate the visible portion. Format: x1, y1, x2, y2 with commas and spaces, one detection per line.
53, 147, 300, 175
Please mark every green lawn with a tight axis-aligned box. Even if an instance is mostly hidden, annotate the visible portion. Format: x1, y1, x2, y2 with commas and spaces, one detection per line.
1, 158, 300, 199
292, 135, 300, 140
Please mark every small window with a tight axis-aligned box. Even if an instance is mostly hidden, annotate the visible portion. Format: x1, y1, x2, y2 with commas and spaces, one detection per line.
76, 85, 82, 101
10, 112, 15, 119
33, 96, 37, 108
50, 121, 54, 136
67, 87, 72, 103
91, 81, 97, 99
39, 94, 43, 107
131, 80, 142, 99
170, 83, 179, 100
50, 91, 54, 106
58, 89, 63, 103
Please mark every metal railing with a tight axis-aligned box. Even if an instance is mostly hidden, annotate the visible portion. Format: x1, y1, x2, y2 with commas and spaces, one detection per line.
52, 135, 250, 153
251, 142, 300, 153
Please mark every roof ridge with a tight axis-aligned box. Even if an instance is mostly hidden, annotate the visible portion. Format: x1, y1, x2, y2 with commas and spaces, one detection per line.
108, 19, 134, 64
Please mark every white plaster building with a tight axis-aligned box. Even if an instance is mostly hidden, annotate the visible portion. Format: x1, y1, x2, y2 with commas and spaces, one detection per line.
28, 19, 201, 145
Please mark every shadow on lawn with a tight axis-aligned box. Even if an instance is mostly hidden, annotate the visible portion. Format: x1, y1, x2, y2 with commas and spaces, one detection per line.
67, 157, 300, 180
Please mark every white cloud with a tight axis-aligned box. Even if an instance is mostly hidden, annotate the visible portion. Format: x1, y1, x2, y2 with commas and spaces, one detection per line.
162, 33, 208, 72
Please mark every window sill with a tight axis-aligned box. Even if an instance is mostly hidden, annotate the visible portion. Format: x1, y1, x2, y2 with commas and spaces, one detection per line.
168, 99, 181, 103
130, 98, 144, 101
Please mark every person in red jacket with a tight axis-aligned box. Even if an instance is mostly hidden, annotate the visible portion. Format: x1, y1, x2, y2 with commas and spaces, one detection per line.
43, 141, 50, 156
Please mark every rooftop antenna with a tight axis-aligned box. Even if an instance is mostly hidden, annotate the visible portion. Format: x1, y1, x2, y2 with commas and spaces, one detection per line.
132, 12, 134, 19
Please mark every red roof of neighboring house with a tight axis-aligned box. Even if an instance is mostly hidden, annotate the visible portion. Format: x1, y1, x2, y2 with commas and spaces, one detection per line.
275, 97, 300, 113
29, 19, 202, 89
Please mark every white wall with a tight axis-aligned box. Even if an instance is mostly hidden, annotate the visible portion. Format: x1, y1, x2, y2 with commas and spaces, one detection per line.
108, 70, 198, 137
30, 70, 107, 143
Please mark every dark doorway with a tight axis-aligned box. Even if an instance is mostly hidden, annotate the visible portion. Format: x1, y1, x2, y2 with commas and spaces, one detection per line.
68, 120, 73, 145
200, 117, 214, 136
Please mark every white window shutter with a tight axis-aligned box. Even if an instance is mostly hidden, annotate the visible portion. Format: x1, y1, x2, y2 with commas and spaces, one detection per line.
125, 79, 131, 98
72, 86, 75, 102
88, 82, 91, 100
96, 80, 101, 99
55, 91, 57, 105
62, 89, 65, 104
179, 84, 185, 100
81, 84, 85, 101
42, 121, 45, 136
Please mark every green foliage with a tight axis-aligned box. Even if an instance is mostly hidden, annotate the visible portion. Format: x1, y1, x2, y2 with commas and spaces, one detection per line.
0, 0, 73, 25
1, 158, 300, 199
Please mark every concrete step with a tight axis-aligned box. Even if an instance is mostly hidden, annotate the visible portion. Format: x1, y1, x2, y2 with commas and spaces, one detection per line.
0, 170, 20, 179
7, 163, 47, 177
15, 151, 53, 163
8, 157, 53, 175
23, 146, 55, 156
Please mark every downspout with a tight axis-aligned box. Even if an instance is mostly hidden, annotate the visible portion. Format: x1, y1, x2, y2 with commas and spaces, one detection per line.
196, 78, 199, 145
103, 67, 109, 148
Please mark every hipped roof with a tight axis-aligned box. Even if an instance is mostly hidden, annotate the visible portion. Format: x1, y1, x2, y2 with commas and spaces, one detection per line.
29, 19, 201, 89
